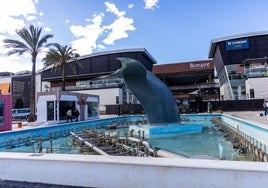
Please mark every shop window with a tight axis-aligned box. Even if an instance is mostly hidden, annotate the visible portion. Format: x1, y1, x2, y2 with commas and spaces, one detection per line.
250, 89, 255, 98
59, 101, 75, 120
88, 102, 98, 118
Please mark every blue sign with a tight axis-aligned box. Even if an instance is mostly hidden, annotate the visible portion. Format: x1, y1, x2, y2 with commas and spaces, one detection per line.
226, 38, 249, 51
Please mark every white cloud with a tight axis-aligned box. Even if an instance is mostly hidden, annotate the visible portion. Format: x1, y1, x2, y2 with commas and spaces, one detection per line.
102, 16, 135, 45
0, 0, 37, 35
0, 0, 37, 17
97, 44, 105, 50
65, 19, 70, 24
70, 13, 104, 55
0, 54, 36, 73
26, 15, 37, 21
44, 27, 52, 32
105, 2, 125, 17
128, 4, 134, 9
102, 2, 135, 45
0, 17, 25, 35
69, 2, 135, 55
0, 0, 47, 72
144, 0, 159, 9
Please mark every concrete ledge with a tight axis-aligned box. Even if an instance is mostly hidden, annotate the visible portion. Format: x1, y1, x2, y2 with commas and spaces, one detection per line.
0, 152, 268, 188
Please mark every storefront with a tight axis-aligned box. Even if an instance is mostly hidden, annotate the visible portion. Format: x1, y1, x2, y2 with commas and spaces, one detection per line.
36, 91, 99, 123
209, 31, 268, 100
153, 60, 219, 113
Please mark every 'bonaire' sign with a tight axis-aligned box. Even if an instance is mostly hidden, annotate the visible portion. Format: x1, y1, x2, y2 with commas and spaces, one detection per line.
189, 62, 211, 69
226, 38, 249, 51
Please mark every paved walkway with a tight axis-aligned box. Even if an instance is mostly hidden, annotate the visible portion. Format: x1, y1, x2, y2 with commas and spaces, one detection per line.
12, 112, 268, 130
224, 111, 268, 128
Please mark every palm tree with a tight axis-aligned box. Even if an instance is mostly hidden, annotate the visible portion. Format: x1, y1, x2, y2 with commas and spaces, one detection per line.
42, 43, 80, 91
3, 25, 53, 122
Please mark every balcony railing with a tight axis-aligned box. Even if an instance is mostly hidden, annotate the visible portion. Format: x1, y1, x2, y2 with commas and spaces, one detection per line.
48, 82, 125, 92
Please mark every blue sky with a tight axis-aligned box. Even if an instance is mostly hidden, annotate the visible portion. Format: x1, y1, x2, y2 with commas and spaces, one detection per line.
1, 0, 268, 73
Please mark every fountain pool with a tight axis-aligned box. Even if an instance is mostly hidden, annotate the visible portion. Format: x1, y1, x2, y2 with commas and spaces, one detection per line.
0, 113, 255, 161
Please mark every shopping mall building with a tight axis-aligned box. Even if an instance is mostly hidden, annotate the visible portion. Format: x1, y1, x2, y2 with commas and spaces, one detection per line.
4, 29, 268, 116
41, 48, 218, 114
209, 31, 268, 100
152, 60, 218, 113
0, 48, 218, 114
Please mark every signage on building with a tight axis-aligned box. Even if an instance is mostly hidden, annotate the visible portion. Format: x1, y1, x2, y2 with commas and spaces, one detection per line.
189, 62, 211, 70
226, 38, 249, 51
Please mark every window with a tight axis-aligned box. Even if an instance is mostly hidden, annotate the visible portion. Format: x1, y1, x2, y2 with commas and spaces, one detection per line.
59, 101, 75, 120
250, 89, 255, 98
88, 102, 98, 118
47, 101, 55, 121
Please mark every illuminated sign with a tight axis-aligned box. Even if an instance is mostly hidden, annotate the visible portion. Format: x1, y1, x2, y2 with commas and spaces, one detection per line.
226, 38, 249, 51
189, 62, 211, 69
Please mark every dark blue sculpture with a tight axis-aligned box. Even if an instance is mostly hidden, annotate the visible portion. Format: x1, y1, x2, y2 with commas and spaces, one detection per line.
115, 57, 181, 125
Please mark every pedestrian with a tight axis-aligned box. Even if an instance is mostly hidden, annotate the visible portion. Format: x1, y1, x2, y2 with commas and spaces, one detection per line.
66, 109, 72, 122
263, 98, 268, 116
73, 108, 80, 122
207, 101, 213, 113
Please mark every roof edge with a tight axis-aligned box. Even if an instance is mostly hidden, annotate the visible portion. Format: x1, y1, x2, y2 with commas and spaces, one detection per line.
76, 48, 157, 63
42, 48, 157, 72
208, 30, 268, 58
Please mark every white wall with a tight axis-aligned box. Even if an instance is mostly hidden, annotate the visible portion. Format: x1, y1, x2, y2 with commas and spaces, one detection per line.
35, 73, 42, 93
0, 152, 268, 188
41, 81, 51, 92
74, 88, 120, 112
36, 95, 57, 122
0, 77, 11, 84
246, 77, 268, 99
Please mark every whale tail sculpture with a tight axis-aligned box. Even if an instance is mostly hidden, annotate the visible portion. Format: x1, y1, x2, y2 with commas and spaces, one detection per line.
114, 57, 181, 125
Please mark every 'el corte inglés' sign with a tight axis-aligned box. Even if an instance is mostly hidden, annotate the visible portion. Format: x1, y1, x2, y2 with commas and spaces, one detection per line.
226, 38, 249, 51
189, 62, 210, 69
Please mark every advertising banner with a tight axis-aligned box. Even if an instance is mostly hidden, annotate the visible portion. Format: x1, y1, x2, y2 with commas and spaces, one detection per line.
226, 38, 249, 51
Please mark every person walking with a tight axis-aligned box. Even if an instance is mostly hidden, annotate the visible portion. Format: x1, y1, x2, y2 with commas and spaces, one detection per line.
263, 99, 268, 116
73, 108, 80, 122
66, 109, 72, 122
207, 101, 213, 113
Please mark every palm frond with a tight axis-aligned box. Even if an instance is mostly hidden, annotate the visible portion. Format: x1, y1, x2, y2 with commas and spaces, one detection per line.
38, 34, 54, 49
2, 24, 53, 122
3, 39, 30, 55
16, 27, 35, 50
42, 43, 81, 90
3, 24, 53, 56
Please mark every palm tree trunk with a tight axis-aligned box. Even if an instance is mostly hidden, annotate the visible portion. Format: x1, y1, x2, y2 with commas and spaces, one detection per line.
29, 55, 36, 122
62, 63, 66, 91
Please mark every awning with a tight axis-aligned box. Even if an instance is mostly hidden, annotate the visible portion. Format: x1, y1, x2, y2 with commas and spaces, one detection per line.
0, 83, 10, 94
87, 97, 98, 102
60, 95, 78, 101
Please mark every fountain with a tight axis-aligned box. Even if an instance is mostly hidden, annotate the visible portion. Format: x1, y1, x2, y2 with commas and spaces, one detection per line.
218, 143, 223, 159
114, 58, 202, 138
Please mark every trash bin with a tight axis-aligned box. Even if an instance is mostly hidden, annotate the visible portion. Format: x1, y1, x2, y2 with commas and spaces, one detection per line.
18, 122, 22, 128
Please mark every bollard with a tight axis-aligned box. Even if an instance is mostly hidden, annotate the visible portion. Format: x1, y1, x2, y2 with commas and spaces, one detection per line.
18, 122, 22, 128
